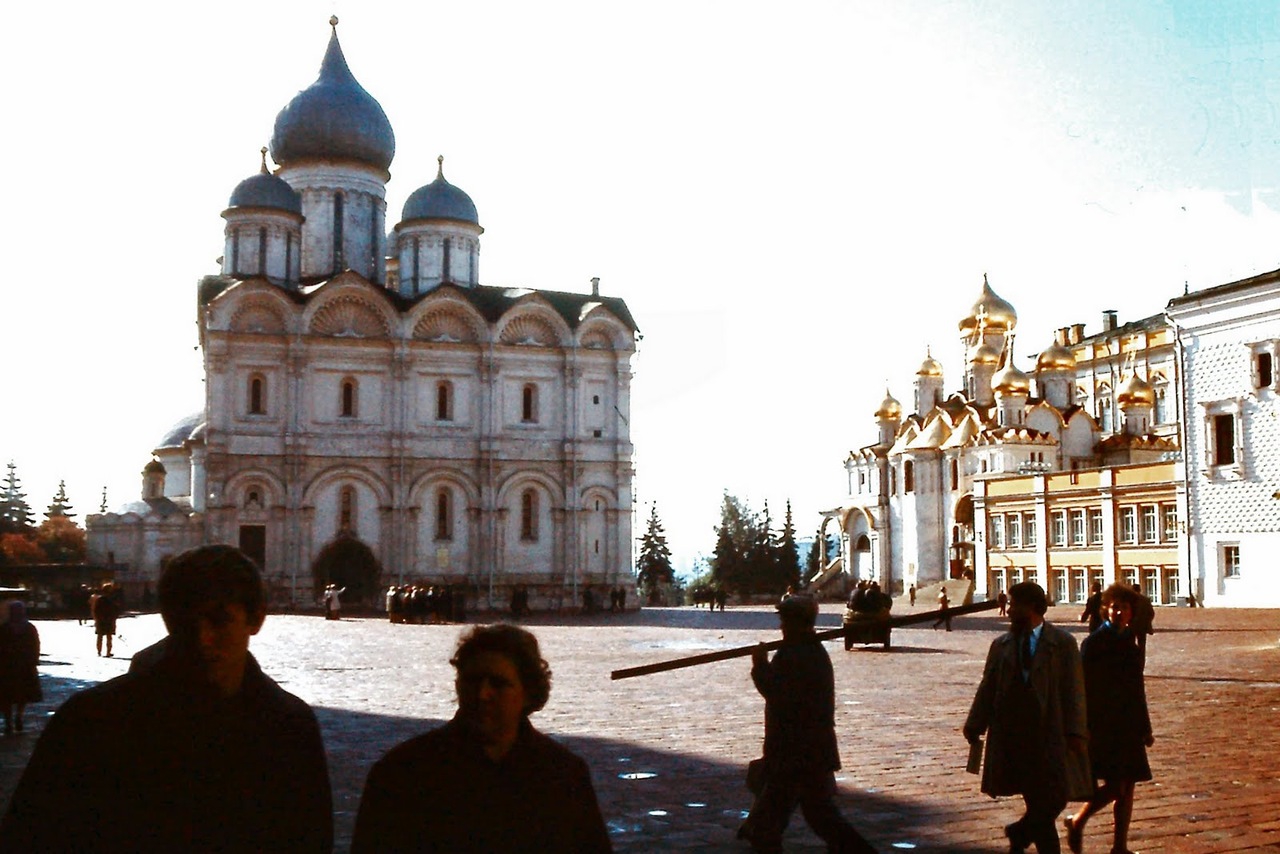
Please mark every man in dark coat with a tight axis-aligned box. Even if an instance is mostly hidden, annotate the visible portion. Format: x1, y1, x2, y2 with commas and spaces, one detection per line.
739, 594, 877, 853
965, 582, 1090, 853
0, 545, 333, 853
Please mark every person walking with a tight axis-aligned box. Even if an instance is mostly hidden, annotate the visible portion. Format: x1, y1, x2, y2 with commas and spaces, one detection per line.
1063, 583, 1153, 854
91, 583, 119, 657
738, 593, 877, 853
933, 587, 952, 631
0, 602, 41, 736
323, 583, 347, 620
964, 581, 1091, 853
1079, 583, 1104, 634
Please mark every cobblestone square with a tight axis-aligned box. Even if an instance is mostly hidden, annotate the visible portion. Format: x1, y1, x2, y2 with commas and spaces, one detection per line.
2, 603, 1278, 852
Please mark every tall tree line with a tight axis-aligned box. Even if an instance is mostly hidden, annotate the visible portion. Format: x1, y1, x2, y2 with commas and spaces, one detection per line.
708, 493, 802, 596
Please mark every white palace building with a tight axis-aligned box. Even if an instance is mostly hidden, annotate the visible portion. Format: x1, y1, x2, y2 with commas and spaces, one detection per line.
87, 20, 639, 609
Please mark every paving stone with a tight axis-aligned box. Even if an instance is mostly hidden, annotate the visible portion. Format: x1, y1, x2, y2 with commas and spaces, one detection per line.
1, 604, 1277, 852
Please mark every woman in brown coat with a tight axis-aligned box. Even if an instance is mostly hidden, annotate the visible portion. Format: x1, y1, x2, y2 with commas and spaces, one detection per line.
0, 601, 42, 735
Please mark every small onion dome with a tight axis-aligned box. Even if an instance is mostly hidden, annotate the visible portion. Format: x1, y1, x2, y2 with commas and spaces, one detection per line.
958, 274, 1018, 335
143, 459, 166, 475
1036, 341, 1075, 371
1117, 373, 1156, 407
227, 149, 302, 214
875, 389, 902, 420
401, 156, 480, 225
918, 352, 944, 377
971, 343, 1001, 366
992, 364, 1031, 396
269, 18, 395, 171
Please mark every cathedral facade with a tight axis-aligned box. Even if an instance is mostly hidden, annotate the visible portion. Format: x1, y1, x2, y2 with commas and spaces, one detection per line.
87, 21, 638, 609
821, 276, 1181, 604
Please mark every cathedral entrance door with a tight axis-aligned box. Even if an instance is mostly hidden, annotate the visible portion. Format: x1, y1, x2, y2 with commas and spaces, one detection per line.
311, 535, 382, 604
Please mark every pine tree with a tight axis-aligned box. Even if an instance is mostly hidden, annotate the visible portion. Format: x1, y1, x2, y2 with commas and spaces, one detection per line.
45, 479, 76, 520
636, 504, 674, 603
0, 461, 34, 533
777, 500, 802, 591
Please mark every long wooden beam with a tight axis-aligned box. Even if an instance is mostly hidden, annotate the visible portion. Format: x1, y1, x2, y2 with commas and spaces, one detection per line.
610, 598, 1002, 680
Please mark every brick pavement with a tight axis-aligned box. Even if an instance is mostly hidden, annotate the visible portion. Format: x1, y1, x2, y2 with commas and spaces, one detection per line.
1, 603, 1278, 852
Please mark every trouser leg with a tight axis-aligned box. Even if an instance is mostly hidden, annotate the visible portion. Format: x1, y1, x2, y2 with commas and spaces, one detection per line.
798, 787, 877, 853
744, 778, 799, 853
1021, 789, 1066, 854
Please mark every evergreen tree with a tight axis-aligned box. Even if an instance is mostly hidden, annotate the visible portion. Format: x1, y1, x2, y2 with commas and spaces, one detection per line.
0, 461, 34, 533
45, 479, 76, 520
710, 516, 741, 591
636, 504, 675, 602
777, 500, 802, 590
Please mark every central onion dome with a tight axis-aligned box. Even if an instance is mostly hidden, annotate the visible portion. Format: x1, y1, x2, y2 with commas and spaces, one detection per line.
269, 18, 395, 171
971, 342, 1001, 366
875, 389, 902, 420
402, 156, 480, 225
1036, 340, 1075, 372
227, 149, 302, 214
959, 274, 1017, 335
1117, 373, 1156, 407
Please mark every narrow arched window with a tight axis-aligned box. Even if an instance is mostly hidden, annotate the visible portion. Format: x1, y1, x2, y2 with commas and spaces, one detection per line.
341, 378, 357, 418
904, 460, 915, 493
249, 376, 265, 415
442, 237, 452, 282
258, 227, 267, 276
949, 458, 959, 491
437, 381, 453, 421
435, 489, 452, 541
522, 384, 538, 423
520, 489, 538, 541
339, 485, 356, 534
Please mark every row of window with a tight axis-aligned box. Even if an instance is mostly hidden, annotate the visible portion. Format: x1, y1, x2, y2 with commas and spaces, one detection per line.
246, 376, 552, 424
989, 565, 1180, 604
988, 503, 1178, 549
332, 486, 548, 542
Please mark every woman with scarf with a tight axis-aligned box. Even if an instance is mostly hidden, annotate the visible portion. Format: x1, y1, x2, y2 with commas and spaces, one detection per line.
1063, 583, 1154, 854
0, 601, 41, 735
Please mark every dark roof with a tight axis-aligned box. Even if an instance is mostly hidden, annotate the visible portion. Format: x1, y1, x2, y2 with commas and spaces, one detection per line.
155, 412, 204, 450
1074, 312, 1167, 347
1167, 265, 1280, 309
401, 161, 479, 225
451, 284, 639, 333
228, 169, 302, 215
269, 27, 395, 171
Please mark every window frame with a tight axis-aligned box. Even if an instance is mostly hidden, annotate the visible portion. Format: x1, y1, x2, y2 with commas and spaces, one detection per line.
1070, 509, 1086, 547
1051, 510, 1067, 547
1118, 506, 1137, 544
1222, 543, 1241, 578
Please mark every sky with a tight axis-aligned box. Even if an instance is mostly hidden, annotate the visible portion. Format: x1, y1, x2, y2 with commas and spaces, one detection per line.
3, 1, 1280, 575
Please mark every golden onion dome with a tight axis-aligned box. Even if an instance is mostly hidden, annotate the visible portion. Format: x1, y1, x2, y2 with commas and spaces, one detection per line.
992, 364, 1031, 396
971, 343, 1001, 366
958, 274, 1018, 335
875, 389, 902, 420
918, 351, 944, 378
1117, 373, 1155, 407
1036, 341, 1075, 371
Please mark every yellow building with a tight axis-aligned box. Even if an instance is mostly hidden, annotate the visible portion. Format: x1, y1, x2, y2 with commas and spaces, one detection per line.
974, 461, 1185, 605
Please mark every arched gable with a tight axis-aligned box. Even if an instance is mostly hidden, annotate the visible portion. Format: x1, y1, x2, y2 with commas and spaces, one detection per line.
306, 292, 393, 338
580, 486, 617, 511
302, 465, 392, 507
207, 281, 296, 334
497, 301, 571, 348
496, 470, 563, 506
575, 309, 631, 351
410, 294, 486, 343
223, 469, 287, 507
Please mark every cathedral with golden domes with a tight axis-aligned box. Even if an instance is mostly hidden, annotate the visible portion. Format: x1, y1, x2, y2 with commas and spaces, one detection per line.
820, 275, 1186, 606
87, 19, 638, 609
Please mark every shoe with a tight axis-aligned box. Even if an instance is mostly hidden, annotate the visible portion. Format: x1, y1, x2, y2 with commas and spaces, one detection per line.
1004, 823, 1027, 853
1064, 815, 1082, 854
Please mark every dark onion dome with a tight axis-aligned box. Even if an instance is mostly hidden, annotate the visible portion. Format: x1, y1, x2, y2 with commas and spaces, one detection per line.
228, 148, 302, 214
401, 156, 480, 225
269, 18, 395, 171
155, 411, 204, 450
143, 458, 166, 475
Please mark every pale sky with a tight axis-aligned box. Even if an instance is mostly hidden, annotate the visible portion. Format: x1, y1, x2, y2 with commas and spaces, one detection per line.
3, 1, 1280, 575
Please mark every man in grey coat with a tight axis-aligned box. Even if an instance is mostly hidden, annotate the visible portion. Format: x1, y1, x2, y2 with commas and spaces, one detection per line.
964, 582, 1090, 854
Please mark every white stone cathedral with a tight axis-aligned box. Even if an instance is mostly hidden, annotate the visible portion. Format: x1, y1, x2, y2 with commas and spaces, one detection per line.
87, 20, 638, 609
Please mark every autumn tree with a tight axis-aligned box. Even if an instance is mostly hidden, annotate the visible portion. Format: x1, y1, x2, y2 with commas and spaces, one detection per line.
635, 504, 674, 603
36, 515, 87, 563
0, 533, 44, 565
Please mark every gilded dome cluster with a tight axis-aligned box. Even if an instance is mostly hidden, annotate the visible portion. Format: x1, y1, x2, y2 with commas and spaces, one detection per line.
993, 363, 1031, 396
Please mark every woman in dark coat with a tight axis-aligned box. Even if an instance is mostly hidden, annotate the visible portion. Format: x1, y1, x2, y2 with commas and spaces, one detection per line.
0, 601, 42, 735
1064, 583, 1153, 854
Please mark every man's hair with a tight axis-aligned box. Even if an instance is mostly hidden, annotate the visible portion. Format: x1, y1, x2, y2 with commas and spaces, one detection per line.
1007, 581, 1048, 615
450, 623, 552, 714
158, 544, 265, 634
777, 593, 819, 626
1100, 582, 1139, 610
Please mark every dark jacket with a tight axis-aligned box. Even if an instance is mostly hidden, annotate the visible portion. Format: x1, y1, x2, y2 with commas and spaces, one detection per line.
0, 647, 333, 853
0, 622, 41, 705
352, 716, 611, 853
965, 621, 1092, 800
751, 633, 841, 778
1081, 623, 1152, 782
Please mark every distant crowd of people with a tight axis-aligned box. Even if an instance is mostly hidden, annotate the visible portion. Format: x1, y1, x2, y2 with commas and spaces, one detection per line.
385, 584, 468, 624
691, 586, 728, 610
